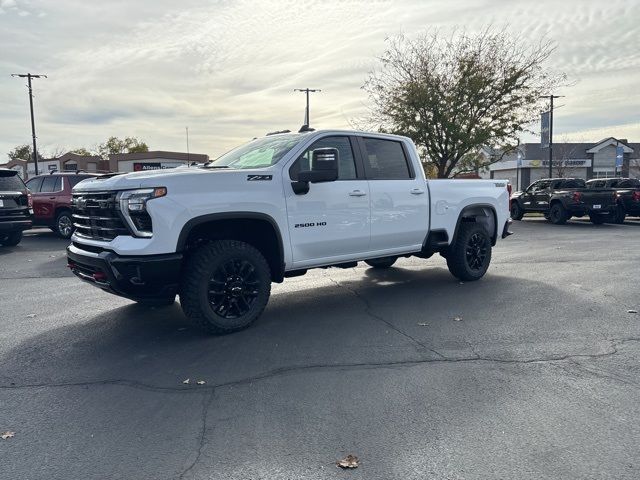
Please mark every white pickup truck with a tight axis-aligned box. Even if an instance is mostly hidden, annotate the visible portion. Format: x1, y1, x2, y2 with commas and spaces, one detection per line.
67, 130, 512, 333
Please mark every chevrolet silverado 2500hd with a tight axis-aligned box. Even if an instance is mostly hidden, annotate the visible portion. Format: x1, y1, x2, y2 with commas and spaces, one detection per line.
67, 130, 512, 334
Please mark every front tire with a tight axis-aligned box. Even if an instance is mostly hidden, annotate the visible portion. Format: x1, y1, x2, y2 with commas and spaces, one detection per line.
446, 223, 492, 281
510, 201, 524, 220
549, 203, 568, 225
180, 240, 271, 334
0, 231, 23, 247
55, 211, 74, 239
365, 257, 397, 269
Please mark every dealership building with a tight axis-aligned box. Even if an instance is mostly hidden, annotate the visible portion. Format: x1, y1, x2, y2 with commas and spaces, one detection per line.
487, 137, 640, 190
2, 150, 209, 179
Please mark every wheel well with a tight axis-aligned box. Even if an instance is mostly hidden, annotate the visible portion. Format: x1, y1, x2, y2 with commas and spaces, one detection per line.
454, 205, 497, 246
180, 217, 284, 282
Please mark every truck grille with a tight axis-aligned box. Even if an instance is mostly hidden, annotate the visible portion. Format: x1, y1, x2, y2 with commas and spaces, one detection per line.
72, 191, 130, 241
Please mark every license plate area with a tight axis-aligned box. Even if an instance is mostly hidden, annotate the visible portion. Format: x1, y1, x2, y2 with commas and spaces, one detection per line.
593, 204, 601, 209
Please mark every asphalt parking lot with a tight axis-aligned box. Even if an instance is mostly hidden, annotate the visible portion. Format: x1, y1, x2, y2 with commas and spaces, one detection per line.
1, 219, 639, 480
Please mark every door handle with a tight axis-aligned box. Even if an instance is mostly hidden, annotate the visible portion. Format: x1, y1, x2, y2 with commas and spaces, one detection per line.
349, 190, 367, 197
49, 197, 56, 200
410, 188, 425, 195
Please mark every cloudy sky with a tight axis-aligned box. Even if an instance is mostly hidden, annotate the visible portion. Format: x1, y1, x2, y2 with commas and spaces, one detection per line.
1, 0, 639, 160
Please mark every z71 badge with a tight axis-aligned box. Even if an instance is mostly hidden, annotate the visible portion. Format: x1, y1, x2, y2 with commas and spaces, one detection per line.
247, 175, 273, 181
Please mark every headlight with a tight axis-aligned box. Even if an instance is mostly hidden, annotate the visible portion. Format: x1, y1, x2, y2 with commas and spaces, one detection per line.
118, 187, 167, 212
116, 187, 166, 237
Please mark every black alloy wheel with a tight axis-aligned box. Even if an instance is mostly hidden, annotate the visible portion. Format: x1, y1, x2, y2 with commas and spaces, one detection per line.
549, 203, 568, 225
208, 259, 261, 319
465, 232, 489, 271
510, 201, 524, 220
56, 211, 74, 239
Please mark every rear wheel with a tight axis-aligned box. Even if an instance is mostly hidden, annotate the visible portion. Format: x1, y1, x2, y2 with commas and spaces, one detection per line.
365, 257, 397, 269
510, 202, 524, 220
180, 240, 271, 334
55, 211, 74, 239
549, 203, 568, 225
0, 231, 23, 247
589, 213, 606, 225
611, 204, 626, 224
446, 223, 492, 281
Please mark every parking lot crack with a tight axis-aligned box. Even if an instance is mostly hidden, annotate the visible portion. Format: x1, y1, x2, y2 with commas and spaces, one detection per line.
324, 274, 447, 359
177, 389, 215, 480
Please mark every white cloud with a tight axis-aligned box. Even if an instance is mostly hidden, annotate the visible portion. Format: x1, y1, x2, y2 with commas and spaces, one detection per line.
1, 0, 639, 160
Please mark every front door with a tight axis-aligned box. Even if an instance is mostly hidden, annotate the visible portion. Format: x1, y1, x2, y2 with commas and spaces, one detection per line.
532, 180, 552, 211
284, 135, 371, 267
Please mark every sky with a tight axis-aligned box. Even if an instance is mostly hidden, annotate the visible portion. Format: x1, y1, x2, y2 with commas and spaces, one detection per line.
1, 0, 639, 161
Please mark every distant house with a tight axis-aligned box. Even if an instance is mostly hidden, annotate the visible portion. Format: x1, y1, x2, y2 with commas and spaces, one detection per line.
0, 152, 107, 179
486, 137, 639, 189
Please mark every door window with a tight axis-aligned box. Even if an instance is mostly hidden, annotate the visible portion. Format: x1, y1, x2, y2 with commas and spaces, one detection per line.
289, 136, 357, 181
40, 176, 62, 193
361, 138, 412, 180
26, 177, 44, 192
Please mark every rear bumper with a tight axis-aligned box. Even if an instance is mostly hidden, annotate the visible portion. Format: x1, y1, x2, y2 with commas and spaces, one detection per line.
0, 219, 32, 233
66, 243, 182, 303
566, 204, 616, 216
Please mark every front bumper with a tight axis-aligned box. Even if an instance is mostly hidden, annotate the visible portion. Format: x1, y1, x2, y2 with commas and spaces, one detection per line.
0, 219, 32, 233
66, 243, 182, 303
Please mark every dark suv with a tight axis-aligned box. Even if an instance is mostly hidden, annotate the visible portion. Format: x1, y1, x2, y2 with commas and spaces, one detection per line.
25, 171, 100, 239
0, 169, 32, 246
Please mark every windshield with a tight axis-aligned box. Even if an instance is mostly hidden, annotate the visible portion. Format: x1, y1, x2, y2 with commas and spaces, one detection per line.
207, 134, 306, 169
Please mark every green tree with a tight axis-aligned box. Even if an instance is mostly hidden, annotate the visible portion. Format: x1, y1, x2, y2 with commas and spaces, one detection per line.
362, 28, 566, 178
97, 136, 149, 159
7, 144, 36, 162
69, 147, 93, 156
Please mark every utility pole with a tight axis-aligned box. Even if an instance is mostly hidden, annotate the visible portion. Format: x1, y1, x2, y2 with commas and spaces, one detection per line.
541, 94, 563, 178
185, 126, 190, 165
11, 73, 47, 176
294, 88, 321, 128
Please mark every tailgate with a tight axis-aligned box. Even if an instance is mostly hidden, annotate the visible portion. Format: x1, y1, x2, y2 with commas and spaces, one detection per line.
581, 189, 615, 209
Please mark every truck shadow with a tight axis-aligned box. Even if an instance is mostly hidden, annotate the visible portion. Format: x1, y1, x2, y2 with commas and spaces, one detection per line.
1, 266, 602, 389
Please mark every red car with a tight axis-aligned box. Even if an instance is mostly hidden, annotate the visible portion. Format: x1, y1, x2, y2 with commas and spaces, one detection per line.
25, 172, 100, 239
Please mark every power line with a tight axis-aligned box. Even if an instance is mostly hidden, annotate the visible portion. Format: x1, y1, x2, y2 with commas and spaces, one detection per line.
11, 73, 47, 176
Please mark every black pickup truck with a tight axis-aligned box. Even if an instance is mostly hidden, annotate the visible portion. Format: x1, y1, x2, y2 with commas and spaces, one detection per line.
586, 177, 640, 223
510, 178, 617, 225
0, 169, 32, 246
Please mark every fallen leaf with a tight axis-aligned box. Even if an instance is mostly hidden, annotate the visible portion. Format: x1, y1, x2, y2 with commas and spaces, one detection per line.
182, 379, 190, 384
26, 314, 37, 318
196, 380, 206, 385
1, 431, 15, 440
337, 454, 359, 469
628, 309, 638, 314
453, 316, 463, 322
417, 322, 429, 327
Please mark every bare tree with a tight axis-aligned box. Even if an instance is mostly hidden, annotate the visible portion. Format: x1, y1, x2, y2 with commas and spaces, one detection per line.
362, 27, 566, 178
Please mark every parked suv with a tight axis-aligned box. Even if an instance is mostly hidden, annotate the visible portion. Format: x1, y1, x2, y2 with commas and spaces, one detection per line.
510, 178, 617, 224
25, 171, 101, 238
586, 177, 640, 224
0, 169, 32, 246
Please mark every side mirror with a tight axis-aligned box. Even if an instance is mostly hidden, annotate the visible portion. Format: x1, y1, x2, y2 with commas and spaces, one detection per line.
292, 148, 339, 194
298, 148, 339, 183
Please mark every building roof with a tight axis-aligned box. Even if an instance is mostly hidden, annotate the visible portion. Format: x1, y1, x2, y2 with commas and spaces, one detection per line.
496, 139, 639, 162
109, 151, 209, 162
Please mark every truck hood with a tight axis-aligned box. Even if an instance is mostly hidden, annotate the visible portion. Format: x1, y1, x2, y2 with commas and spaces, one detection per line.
72, 166, 272, 192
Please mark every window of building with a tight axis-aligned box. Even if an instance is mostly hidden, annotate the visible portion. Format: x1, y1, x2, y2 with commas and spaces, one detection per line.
362, 138, 411, 180
64, 161, 78, 171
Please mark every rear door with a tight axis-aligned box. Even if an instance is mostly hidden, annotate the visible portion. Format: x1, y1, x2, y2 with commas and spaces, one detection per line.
356, 136, 428, 253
